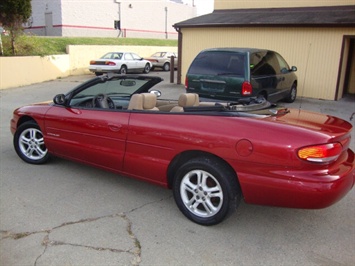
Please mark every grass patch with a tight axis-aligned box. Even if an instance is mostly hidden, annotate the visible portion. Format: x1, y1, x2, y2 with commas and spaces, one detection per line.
1, 34, 178, 56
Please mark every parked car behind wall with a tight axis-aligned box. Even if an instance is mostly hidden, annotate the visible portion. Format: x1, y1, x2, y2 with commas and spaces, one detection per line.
146, 52, 178, 71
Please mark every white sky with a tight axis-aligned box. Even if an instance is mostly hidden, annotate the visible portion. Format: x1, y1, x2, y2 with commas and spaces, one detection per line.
183, 0, 214, 15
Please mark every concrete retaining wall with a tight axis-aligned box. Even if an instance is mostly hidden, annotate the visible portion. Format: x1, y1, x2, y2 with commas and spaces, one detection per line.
0, 45, 177, 90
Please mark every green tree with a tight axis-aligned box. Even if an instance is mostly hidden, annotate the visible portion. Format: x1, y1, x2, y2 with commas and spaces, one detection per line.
0, 0, 32, 55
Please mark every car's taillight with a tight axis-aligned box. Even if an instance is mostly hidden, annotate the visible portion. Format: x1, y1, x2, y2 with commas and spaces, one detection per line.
242, 81, 252, 95
106, 61, 116, 66
297, 143, 342, 163
185, 76, 188, 89
90, 60, 96, 65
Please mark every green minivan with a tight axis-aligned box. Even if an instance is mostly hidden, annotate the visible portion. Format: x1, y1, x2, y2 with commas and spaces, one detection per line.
185, 48, 298, 102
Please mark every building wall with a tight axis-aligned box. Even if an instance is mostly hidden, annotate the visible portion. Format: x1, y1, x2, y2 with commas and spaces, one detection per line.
26, 0, 196, 39
214, 0, 355, 9
180, 27, 355, 100
26, 0, 62, 36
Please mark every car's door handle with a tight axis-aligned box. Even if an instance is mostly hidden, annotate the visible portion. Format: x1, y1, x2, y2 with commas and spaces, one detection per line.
108, 124, 122, 132
278, 77, 285, 82
67, 108, 82, 115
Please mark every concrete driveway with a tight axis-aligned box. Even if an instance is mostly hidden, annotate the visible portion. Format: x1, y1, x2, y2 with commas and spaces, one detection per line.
1, 72, 354, 265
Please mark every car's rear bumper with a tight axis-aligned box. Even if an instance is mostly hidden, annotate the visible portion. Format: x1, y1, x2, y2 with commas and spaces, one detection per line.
235, 149, 355, 209
88, 66, 119, 72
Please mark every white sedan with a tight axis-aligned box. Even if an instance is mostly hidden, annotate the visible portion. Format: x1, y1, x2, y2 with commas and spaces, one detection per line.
89, 52, 152, 76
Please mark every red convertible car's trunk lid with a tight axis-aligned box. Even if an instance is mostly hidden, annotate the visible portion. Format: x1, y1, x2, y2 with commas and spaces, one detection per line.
271, 108, 352, 131
264, 108, 353, 149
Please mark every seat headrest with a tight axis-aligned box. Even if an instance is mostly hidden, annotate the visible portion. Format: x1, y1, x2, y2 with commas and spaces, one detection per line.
128, 94, 143, 110
141, 93, 157, 109
178, 93, 199, 107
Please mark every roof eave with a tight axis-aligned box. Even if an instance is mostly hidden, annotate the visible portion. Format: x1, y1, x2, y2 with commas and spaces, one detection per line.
175, 23, 355, 28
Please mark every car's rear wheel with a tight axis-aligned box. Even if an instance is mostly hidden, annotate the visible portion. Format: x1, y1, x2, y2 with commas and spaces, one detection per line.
120, 65, 127, 74
95, 72, 103, 76
14, 121, 49, 164
163, 62, 170, 71
173, 157, 241, 225
284, 83, 297, 103
143, 63, 151, 74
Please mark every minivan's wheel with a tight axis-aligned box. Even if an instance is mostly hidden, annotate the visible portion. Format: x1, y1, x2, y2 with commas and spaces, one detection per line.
14, 121, 49, 164
163, 62, 170, 71
120, 65, 127, 74
173, 157, 241, 225
143, 63, 151, 74
284, 83, 297, 103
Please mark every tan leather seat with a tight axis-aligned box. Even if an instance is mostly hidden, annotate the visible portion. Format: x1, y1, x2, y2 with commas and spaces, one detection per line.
170, 93, 199, 112
128, 93, 159, 111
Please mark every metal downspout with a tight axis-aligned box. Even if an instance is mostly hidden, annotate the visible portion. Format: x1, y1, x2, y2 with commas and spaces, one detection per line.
174, 26, 182, 84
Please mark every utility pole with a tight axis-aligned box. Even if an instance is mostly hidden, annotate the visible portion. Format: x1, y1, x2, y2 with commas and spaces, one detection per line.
114, 0, 121, 37
164, 7, 168, 39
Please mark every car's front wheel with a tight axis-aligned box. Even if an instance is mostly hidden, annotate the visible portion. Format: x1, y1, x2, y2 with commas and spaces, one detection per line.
13, 121, 49, 164
173, 157, 241, 225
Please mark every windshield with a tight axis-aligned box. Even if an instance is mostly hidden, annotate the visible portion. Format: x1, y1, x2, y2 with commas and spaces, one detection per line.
69, 78, 152, 105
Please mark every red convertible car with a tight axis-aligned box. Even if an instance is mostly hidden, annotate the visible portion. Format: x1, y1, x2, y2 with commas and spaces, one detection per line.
10, 75, 355, 225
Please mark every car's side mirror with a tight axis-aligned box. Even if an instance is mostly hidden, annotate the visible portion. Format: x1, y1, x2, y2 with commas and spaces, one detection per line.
53, 94, 66, 105
149, 89, 162, 97
291, 66, 297, 72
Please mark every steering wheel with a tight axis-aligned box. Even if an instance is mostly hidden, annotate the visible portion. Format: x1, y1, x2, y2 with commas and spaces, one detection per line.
92, 94, 115, 109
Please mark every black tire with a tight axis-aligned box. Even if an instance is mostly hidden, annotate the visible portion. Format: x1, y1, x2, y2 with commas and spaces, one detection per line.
163, 62, 170, 71
13, 121, 50, 164
173, 157, 241, 225
143, 63, 151, 74
120, 65, 127, 74
284, 83, 297, 103
95, 72, 103, 76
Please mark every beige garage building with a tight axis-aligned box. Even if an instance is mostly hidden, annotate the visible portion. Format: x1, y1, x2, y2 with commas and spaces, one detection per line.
174, 1, 355, 100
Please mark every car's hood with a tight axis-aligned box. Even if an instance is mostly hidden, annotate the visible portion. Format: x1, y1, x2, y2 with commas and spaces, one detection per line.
35, 101, 53, 105
16, 101, 52, 111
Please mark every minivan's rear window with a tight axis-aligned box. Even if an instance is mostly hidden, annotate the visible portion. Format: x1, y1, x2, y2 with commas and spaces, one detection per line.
189, 51, 246, 77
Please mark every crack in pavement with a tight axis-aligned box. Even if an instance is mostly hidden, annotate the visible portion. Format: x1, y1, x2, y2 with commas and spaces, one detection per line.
1, 196, 172, 265
36, 213, 140, 266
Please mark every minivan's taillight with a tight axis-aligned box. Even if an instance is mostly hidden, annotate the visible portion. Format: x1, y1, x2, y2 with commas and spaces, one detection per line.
242, 81, 252, 95
297, 143, 342, 163
185, 76, 188, 89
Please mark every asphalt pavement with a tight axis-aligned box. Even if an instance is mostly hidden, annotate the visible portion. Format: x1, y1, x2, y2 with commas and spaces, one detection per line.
0, 71, 354, 265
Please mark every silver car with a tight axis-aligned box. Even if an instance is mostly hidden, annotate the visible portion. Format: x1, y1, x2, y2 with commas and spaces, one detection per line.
89, 52, 152, 76
146, 52, 178, 71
